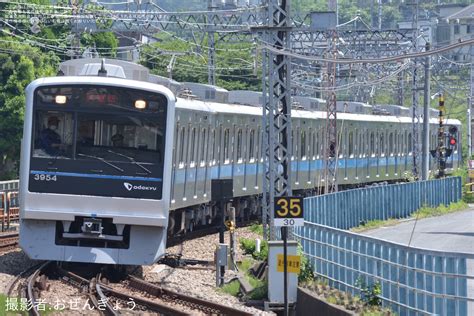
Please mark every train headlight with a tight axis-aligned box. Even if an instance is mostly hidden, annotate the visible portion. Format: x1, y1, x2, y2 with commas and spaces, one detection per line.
134, 100, 146, 109
55, 95, 67, 104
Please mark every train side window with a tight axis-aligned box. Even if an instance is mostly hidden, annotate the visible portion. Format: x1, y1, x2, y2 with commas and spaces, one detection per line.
301, 131, 306, 159
408, 132, 412, 154
313, 131, 319, 160
223, 128, 230, 164
370, 132, 375, 156
200, 128, 207, 166
388, 132, 393, 156
178, 127, 186, 167
189, 127, 197, 166
256, 127, 261, 161
237, 129, 243, 162
209, 129, 216, 165
380, 133, 384, 156
348, 131, 354, 157
249, 129, 255, 161
216, 126, 222, 163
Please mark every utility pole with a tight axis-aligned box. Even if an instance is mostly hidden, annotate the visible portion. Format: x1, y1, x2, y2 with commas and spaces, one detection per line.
422, 42, 430, 180
411, 0, 420, 180
470, 42, 474, 159
260, 0, 292, 240
324, 30, 338, 193
207, 0, 217, 86
328, 0, 338, 25
70, 0, 80, 59
378, 0, 382, 30
437, 93, 446, 177
398, 69, 404, 107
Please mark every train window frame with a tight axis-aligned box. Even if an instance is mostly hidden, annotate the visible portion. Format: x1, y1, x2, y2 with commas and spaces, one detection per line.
407, 132, 412, 155
210, 128, 216, 165
380, 132, 385, 157
389, 132, 394, 156
188, 127, 197, 168
223, 128, 230, 164
249, 129, 255, 162
301, 130, 306, 160
348, 131, 354, 158
370, 131, 375, 157
236, 128, 243, 163
257, 127, 262, 162
200, 127, 207, 167
178, 126, 186, 168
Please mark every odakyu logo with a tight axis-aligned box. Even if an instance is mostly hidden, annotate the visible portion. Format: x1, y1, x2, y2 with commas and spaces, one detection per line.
123, 182, 157, 191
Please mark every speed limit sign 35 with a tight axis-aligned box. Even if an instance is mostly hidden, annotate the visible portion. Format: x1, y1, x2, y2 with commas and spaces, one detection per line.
274, 197, 304, 227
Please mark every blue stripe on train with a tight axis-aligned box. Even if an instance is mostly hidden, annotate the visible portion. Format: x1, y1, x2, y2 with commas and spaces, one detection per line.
172, 154, 460, 183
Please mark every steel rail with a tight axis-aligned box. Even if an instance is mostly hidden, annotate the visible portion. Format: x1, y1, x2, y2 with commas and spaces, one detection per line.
26, 261, 52, 316
0, 232, 19, 252
126, 276, 253, 316
98, 283, 189, 316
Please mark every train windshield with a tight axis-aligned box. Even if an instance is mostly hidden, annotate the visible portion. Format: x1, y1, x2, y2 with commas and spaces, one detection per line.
29, 85, 168, 199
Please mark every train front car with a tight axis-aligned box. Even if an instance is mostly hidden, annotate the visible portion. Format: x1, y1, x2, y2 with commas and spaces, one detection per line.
19, 76, 175, 265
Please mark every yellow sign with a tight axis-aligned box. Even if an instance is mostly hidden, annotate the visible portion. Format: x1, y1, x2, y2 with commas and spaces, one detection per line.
469, 169, 474, 178
276, 254, 301, 274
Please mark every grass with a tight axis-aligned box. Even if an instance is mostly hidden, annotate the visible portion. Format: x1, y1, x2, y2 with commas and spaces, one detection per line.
301, 279, 395, 315
249, 223, 263, 235
351, 201, 468, 232
220, 280, 241, 297
219, 258, 268, 300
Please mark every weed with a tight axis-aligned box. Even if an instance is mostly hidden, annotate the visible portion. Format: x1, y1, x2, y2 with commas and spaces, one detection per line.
239, 237, 268, 261
355, 277, 382, 307
220, 280, 241, 296
249, 223, 263, 235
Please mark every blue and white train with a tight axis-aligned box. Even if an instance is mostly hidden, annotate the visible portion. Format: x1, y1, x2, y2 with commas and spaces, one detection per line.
19, 59, 461, 265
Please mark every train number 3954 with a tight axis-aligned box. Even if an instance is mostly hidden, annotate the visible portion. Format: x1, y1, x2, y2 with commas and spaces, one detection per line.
34, 174, 57, 181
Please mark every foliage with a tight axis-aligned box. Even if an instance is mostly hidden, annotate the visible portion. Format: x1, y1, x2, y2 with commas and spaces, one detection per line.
139, 34, 260, 91
355, 277, 382, 307
0, 38, 59, 179
249, 223, 263, 235
81, 32, 119, 57
301, 278, 393, 314
239, 237, 268, 261
219, 258, 267, 300
220, 280, 241, 297
412, 201, 468, 219
297, 243, 314, 283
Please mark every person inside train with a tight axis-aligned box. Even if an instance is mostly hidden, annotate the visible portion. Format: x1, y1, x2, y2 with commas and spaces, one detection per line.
39, 116, 63, 156
111, 132, 124, 147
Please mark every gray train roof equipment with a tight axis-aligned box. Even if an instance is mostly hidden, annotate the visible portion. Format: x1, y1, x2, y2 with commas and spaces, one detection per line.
59, 58, 149, 81
182, 82, 229, 103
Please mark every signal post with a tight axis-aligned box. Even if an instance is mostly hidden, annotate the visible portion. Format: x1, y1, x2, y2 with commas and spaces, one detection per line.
267, 197, 304, 315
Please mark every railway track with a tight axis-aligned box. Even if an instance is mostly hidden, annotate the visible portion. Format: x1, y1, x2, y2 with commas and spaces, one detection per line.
18, 264, 253, 315
97, 274, 253, 315
0, 232, 19, 252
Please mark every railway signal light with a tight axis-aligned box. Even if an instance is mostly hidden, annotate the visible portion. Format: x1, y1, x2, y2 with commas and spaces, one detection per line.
449, 137, 457, 146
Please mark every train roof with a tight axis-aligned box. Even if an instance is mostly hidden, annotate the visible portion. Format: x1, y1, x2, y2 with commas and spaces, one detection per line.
176, 96, 461, 125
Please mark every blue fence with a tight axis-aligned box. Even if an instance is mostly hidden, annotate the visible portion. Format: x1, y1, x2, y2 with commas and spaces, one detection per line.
306, 177, 462, 230
294, 177, 473, 315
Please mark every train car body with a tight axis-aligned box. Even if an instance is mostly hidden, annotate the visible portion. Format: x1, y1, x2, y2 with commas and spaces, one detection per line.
19, 59, 462, 264
19, 72, 175, 265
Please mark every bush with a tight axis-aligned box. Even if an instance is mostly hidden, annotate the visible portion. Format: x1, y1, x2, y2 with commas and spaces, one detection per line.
239, 237, 268, 261
297, 243, 314, 283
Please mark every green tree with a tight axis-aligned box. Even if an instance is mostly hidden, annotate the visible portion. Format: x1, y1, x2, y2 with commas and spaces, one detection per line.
0, 40, 59, 179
